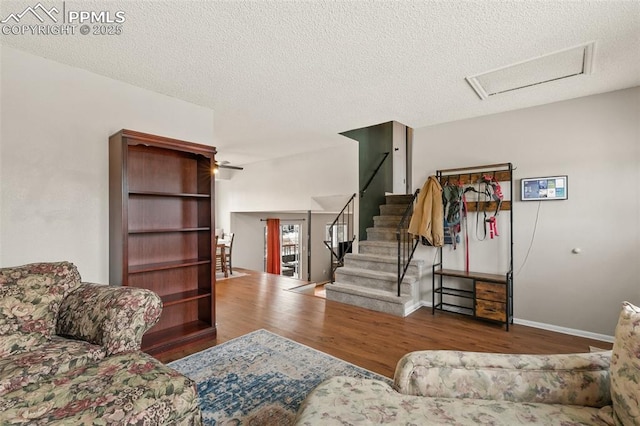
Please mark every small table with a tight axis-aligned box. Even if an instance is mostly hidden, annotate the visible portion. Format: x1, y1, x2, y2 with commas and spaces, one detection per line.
217, 243, 228, 278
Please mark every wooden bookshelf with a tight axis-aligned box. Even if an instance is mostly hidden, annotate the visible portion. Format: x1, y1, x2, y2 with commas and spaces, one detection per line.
109, 129, 217, 354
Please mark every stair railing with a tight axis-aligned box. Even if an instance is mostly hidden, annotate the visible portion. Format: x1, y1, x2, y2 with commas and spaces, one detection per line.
396, 188, 420, 296
359, 152, 390, 198
323, 193, 357, 282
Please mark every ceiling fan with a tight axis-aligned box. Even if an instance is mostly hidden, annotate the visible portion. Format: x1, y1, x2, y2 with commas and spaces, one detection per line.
214, 160, 243, 174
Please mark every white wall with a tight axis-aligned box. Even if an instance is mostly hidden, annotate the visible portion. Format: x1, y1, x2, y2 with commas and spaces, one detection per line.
230, 211, 335, 283
412, 87, 640, 336
229, 212, 268, 273
0, 47, 215, 282
308, 212, 336, 283
217, 141, 359, 282
221, 143, 358, 214
392, 121, 407, 193
215, 179, 232, 235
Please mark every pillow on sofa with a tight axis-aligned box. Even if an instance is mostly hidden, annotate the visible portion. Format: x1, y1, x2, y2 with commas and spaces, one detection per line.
610, 301, 640, 426
0, 262, 82, 338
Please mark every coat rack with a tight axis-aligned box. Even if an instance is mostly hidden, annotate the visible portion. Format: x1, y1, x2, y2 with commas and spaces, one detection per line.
432, 162, 514, 331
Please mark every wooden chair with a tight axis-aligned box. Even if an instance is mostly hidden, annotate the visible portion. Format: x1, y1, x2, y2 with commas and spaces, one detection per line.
223, 233, 234, 275
215, 236, 227, 277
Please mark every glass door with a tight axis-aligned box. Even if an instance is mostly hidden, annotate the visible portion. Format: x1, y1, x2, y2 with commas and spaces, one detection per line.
280, 224, 300, 278
263, 222, 305, 279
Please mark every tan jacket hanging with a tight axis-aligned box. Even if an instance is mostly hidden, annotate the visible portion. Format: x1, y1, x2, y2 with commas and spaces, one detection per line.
408, 175, 444, 247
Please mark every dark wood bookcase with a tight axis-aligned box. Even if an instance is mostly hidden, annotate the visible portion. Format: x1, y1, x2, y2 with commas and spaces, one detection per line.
109, 129, 217, 354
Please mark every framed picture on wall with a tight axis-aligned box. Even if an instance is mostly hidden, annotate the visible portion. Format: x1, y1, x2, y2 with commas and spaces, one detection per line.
521, 175, 568, 201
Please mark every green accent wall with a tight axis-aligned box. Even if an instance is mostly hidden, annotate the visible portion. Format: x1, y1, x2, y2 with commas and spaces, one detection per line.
341, 122, 393, 241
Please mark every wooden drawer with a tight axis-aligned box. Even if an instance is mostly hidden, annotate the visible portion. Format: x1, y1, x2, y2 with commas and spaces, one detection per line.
476, 281, 506, 302
476, 300, 506, 321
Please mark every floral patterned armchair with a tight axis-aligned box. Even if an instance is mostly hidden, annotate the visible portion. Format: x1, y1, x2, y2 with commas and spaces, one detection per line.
0, 261, 202, 425
296, 302, 640, 425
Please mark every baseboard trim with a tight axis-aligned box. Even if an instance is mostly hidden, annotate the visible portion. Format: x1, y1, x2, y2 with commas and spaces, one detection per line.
418, 301, 614, 343
513, 318, 614, 343
404, 301, 423, 316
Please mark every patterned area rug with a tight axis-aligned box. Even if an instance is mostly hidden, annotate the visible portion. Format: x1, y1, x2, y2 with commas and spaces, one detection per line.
168, 329, 391, 425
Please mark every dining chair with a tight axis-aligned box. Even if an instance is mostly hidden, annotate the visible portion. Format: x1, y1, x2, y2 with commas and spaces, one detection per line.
215, 235, 227, 277
223, 233, 234, 274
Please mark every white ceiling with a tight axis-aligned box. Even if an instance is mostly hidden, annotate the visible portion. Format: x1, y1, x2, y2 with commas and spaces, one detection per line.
1, 1, 639, 165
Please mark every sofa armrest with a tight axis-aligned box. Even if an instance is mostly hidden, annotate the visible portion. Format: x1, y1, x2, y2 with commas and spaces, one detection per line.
56, 283, 162, 355
393, 350, 612, 407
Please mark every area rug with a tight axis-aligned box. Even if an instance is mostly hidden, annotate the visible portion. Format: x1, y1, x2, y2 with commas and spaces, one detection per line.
168, 329, 391, 425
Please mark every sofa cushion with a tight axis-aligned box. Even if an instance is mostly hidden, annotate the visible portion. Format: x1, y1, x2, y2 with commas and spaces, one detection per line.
295, 376, 609, 425
610, 301, 640, 426
0, 332, 49, 358
0, 352, 201, 425
0, 262, 82, 338
0, 336, 105, 397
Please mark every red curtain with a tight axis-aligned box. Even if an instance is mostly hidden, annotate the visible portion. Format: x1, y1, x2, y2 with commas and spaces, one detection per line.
266, 218, 281, 274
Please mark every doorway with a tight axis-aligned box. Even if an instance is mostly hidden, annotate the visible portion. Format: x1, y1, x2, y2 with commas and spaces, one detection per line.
264, 221, 306, 280
281, 224, 301, 278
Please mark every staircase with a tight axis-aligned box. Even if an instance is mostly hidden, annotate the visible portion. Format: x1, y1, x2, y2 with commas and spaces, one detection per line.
325, 194, 425, 317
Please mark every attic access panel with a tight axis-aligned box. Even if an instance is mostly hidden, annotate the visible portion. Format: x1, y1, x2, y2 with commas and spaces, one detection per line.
466, 42, 596, 100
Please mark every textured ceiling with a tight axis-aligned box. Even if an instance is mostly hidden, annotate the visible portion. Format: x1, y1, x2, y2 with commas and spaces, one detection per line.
1, 1, 639, 165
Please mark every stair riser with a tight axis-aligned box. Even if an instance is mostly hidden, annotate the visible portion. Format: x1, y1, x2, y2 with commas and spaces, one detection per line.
359, 244, 398, 257
379, 204, 409, 216
366, 228, 408, 242
326, 290, 408, 317
385, 195, 414, 205
374, 216, 403, 228
343, 257, 421, 277
334, 271, 413, 294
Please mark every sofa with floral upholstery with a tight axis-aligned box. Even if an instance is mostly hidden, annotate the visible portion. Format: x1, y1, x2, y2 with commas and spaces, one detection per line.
296, 301, 640, 425
0, 261, 202, 425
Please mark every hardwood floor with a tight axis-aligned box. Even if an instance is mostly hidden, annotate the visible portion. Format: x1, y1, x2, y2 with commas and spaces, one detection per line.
154, 269, 612, 378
